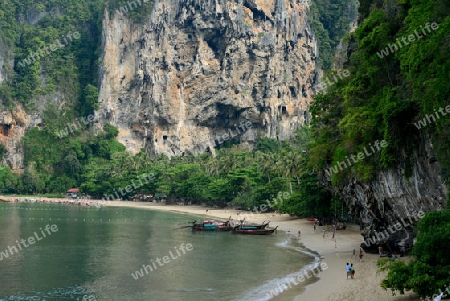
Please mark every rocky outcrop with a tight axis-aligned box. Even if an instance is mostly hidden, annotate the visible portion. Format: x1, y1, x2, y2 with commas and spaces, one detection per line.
0, 33, 13, 86
97, 0, 318, 156
321, 134, 447, 252
0, 105, 31, 171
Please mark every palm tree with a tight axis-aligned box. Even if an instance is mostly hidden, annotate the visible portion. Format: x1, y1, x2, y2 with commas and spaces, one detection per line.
278, 151, 303, 193
255, 152, 276, 182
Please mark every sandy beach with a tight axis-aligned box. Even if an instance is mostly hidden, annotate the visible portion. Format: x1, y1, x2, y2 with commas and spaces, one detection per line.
1, 197, 421, 300
97, 201, 420, 301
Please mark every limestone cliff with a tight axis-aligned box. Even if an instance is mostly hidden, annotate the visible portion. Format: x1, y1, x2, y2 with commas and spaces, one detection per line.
0, 33, 25, 171
97, 0, 318, 156
0, 109, 23, 170
321, 134, 448, 252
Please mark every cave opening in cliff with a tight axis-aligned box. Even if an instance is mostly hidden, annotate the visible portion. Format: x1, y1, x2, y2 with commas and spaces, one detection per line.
244, 0, 269, 25
0, 124, 11, 136
289, 86, 298, 98
204, 29, 227, 61
215, 104, 242, 127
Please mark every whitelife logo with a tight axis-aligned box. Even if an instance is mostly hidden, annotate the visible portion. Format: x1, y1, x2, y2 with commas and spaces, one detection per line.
414, 105, 450, 129
266, 262, 328, 298
325, 140, 388, 176
0, 224, 58, 261
103, 173, 155, 200
376, 22, 439, 58
115, 0, 152, 16
18, 32, 81, 67
363, 210, 425, 247
56, 114, 96, 138
237, 191, 291, 221
315, 69, 350, 94
191, 121, 253, 155
131, 243, 193, 280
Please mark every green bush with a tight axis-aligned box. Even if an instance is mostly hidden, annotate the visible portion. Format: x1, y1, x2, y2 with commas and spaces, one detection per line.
377, 210, 450, 297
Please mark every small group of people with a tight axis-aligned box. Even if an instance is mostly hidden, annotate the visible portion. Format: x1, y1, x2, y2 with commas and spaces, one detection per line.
346, 262, 356, 279
345, 248, 365, 280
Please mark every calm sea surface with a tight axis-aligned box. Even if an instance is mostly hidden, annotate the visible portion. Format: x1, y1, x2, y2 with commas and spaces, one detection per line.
0, 203, 317, 301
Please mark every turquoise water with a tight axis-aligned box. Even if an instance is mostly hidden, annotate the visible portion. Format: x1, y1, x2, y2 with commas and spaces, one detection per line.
0, 203, 317, 301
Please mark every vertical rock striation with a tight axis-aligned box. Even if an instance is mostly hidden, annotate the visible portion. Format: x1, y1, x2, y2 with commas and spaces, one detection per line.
97, 0, 317, 156
0, 106, 30, 171
321, 134, 447, 252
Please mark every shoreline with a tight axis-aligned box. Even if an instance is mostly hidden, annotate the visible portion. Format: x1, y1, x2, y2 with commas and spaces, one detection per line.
102, 202, 421, 301
0, 198, 421, 300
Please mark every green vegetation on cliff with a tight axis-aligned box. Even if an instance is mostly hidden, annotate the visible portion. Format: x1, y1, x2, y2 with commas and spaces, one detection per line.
310, 0, 450, 185
309, 0, 359, 69
377, 210, 450, 297
0, 0, 102, 111
0, 0, 153, 111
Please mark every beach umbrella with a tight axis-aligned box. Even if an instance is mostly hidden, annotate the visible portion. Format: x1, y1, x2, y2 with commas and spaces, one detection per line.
67, 188, 80, 193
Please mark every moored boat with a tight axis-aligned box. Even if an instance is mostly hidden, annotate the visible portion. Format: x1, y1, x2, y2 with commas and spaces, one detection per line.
231, 225, 278, 235
239, 221, 270, 230
192, 219, 233, 231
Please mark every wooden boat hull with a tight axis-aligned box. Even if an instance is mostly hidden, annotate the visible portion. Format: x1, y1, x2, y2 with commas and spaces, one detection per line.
232, 226, 278, 235
192, 225, 233, 231
232, 221, 270, 230
192, 220, 232, 231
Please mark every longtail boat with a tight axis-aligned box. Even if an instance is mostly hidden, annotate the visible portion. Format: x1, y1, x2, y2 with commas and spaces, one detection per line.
239, 221, 270, 230
191, 218, 233, 231
231, 225, 278, 235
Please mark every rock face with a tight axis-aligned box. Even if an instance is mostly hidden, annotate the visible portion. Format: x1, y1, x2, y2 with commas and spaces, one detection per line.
0, 34, 26, 171
321, 134, 447, 252
0, 106, 30, 171
97, 0, 318, 156
0, 34, 12, 84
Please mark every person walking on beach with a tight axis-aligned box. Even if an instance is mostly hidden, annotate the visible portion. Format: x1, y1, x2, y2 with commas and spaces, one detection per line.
359, 248, 364, 262
298, 230, 301, 238
314, 224, 316, 231
379, 245, 383, 257
346, 263, 351, 279
350, 264, 355, 279
353, 249, 356, 260
322, 230, 326, 238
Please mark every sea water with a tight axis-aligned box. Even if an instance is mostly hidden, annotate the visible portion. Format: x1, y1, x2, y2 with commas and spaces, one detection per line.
0, 203, 317, 301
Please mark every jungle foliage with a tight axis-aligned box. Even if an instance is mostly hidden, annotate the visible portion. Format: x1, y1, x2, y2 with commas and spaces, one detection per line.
0, 123, 340, 218
377, 210, 450, 297
309, 0, 450, 185
308, 0, 359, 69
